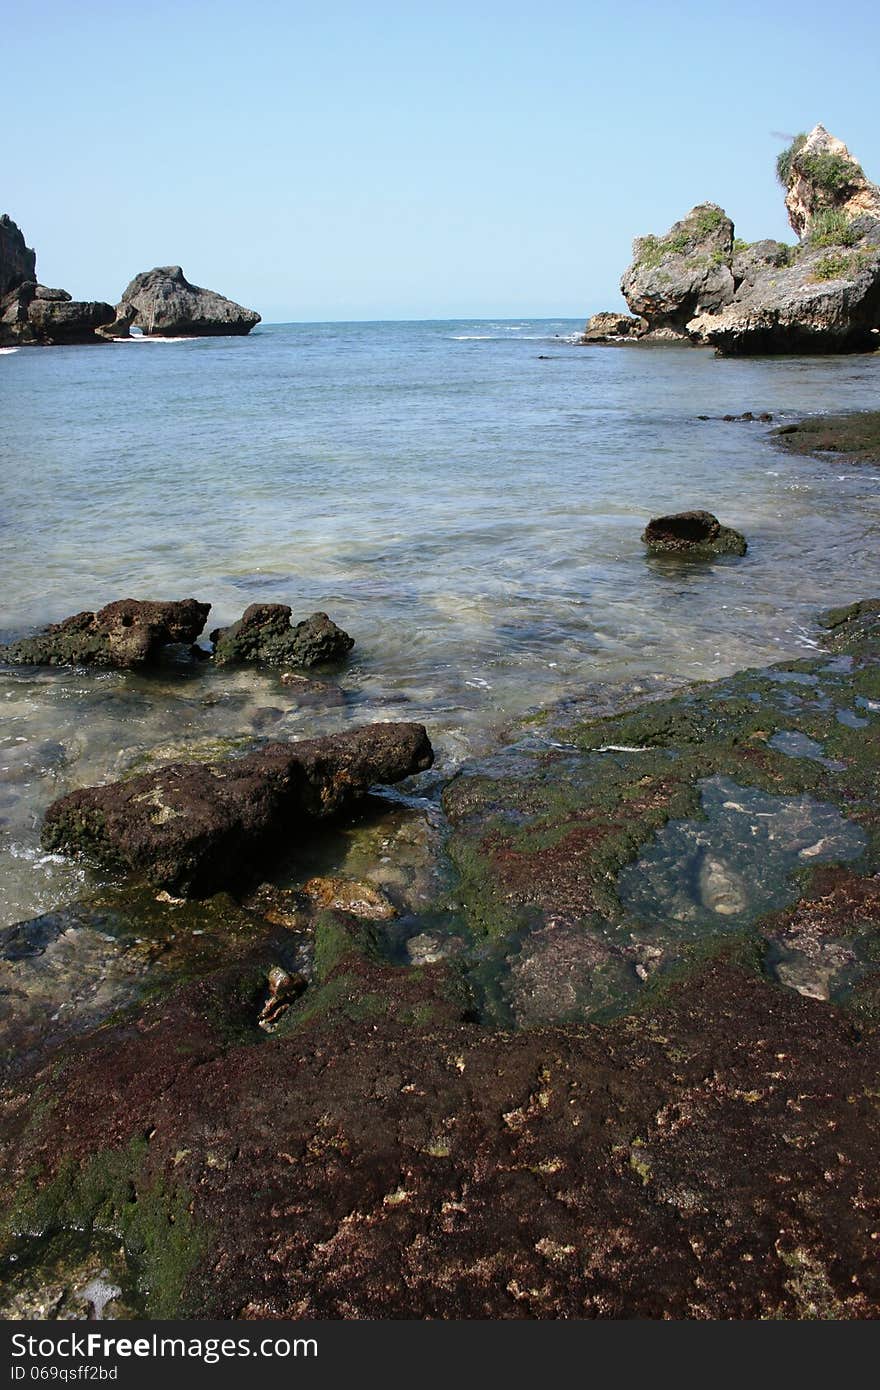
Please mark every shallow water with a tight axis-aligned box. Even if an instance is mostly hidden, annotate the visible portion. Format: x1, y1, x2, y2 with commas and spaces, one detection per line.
1, 321, 880, 924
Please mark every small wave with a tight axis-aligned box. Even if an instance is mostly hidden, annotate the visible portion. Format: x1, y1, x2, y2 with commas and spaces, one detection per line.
115, 334, 203, 344
0, 347, 19, 355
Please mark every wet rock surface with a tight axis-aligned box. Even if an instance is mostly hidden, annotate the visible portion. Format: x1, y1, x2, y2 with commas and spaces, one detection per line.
772, 410, 880, 467
211, 604, 354, 668
41, 723, 434, 895
3, 597, 880, 1318
641, 510, 748, 558
0, 599, 211, 670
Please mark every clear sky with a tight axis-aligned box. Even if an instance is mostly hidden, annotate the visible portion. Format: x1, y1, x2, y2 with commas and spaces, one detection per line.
6, 0, 880, 322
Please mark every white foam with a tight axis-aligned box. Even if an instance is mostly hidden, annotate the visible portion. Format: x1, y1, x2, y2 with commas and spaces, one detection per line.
0, 347, 19, 355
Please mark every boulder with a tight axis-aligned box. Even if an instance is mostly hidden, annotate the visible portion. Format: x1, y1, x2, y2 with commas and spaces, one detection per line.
211, 604, 354, 667
642, 510, 747, 558
0, 598, 211, 669
620, 203, 735, 337
24, 295, 117, 346
581, 312, 647, 342
731, 239, 792, 291
41, 722, 435, 895
117, 265, 260, 337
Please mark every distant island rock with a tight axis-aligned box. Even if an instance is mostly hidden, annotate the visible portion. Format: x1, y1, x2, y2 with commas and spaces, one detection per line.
1, 214, 261, 345
1, 214, 114, 346
584, 125, 880, 355
114, 266, 261, 337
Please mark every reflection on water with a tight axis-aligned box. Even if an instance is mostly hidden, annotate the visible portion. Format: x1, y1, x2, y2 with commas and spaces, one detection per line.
1, 322, 879, 923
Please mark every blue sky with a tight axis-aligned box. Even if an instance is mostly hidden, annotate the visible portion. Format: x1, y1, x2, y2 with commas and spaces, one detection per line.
6, 1, 880, 321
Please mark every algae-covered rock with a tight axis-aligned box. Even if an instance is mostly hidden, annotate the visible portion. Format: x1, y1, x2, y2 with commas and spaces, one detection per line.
211, 604, 354, 668
620, 203, 735, 338
0, 598, 211, 670
41, 722, 434, 895
642, 510, 748, 557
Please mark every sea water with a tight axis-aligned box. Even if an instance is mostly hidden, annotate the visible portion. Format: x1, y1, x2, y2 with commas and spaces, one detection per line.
1, 319, 879, 925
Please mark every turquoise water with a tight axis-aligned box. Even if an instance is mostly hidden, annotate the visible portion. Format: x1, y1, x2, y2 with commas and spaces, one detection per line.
1, 319, 880, 924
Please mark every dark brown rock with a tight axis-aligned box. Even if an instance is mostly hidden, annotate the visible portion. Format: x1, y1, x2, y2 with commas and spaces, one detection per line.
0, 598, 211, 669
211, 604, 354, 668
41, 722, 434, 894
642, 510, 748, 558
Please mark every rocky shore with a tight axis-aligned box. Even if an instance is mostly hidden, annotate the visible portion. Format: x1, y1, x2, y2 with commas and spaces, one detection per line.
1, 414, 878, 1316
584, 125, 880, 355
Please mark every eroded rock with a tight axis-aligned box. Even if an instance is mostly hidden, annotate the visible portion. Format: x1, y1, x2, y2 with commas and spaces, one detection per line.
0, 599, 211, 669
211, 604, 354, 668
41, 723, 434, 895
117, 266, 260, 337
641, 510, 748, 557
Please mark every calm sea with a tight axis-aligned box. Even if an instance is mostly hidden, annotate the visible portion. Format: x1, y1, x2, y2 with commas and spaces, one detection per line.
1, 319, 879, 923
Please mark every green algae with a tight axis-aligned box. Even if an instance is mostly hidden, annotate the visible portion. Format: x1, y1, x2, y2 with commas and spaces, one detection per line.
1, 1140, 207, 1318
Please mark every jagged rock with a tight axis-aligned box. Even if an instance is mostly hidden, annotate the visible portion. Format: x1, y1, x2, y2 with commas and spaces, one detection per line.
782, 125, 880, 239
732, 240, 792, 291
0, 213, 115, 346
41, 723, 434, 895
211, 604, 354, 668
96, 303, 137, 340
642, 510, 747, 558
607, 126, 880, 355
581, 312, 647, 342
24, 295, 117, 346
689, 220, 880, 355
0, 213, 35, 296
0, 599, 211, 670
117, 266, 260, 337
620, 203, 735, 337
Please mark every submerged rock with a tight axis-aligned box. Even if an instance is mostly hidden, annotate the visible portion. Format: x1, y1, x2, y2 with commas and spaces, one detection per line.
211, 604, 354, 668
642, 510, 748, 557
0, 598, 211, 669
42, 722, 434, 895
117, 265, 260, 337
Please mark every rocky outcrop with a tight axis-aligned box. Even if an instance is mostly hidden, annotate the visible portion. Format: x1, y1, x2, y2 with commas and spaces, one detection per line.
0, 214, 36, 296
0, 599, 211, 669
210, 604, 354, 667
781, 125, 880, 239
619, 203, 735, 339
581, 311, 646, 343
642, 510, 748, 557
0, 213, 115, 346
117, 266, 260, 337
593, 126, 880, 355
42, 723, 434, 894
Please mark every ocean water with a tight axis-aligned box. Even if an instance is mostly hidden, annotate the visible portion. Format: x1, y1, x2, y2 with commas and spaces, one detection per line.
1, 319, 879, 925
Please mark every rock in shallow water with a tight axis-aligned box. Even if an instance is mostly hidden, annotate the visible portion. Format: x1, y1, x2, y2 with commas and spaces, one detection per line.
0, 599, 211, 670
211, 604, 354, 668
642, 510, 747, 558
41, 722, 434, 895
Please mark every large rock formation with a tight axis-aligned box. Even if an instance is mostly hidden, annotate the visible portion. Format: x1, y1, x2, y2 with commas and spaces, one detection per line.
596, 126, 880, 355
117, 266, 260, 337
42, 723, 434, 894
0, 598, 211, 669
619, 203, 735, 340
0, 213, 115, 346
